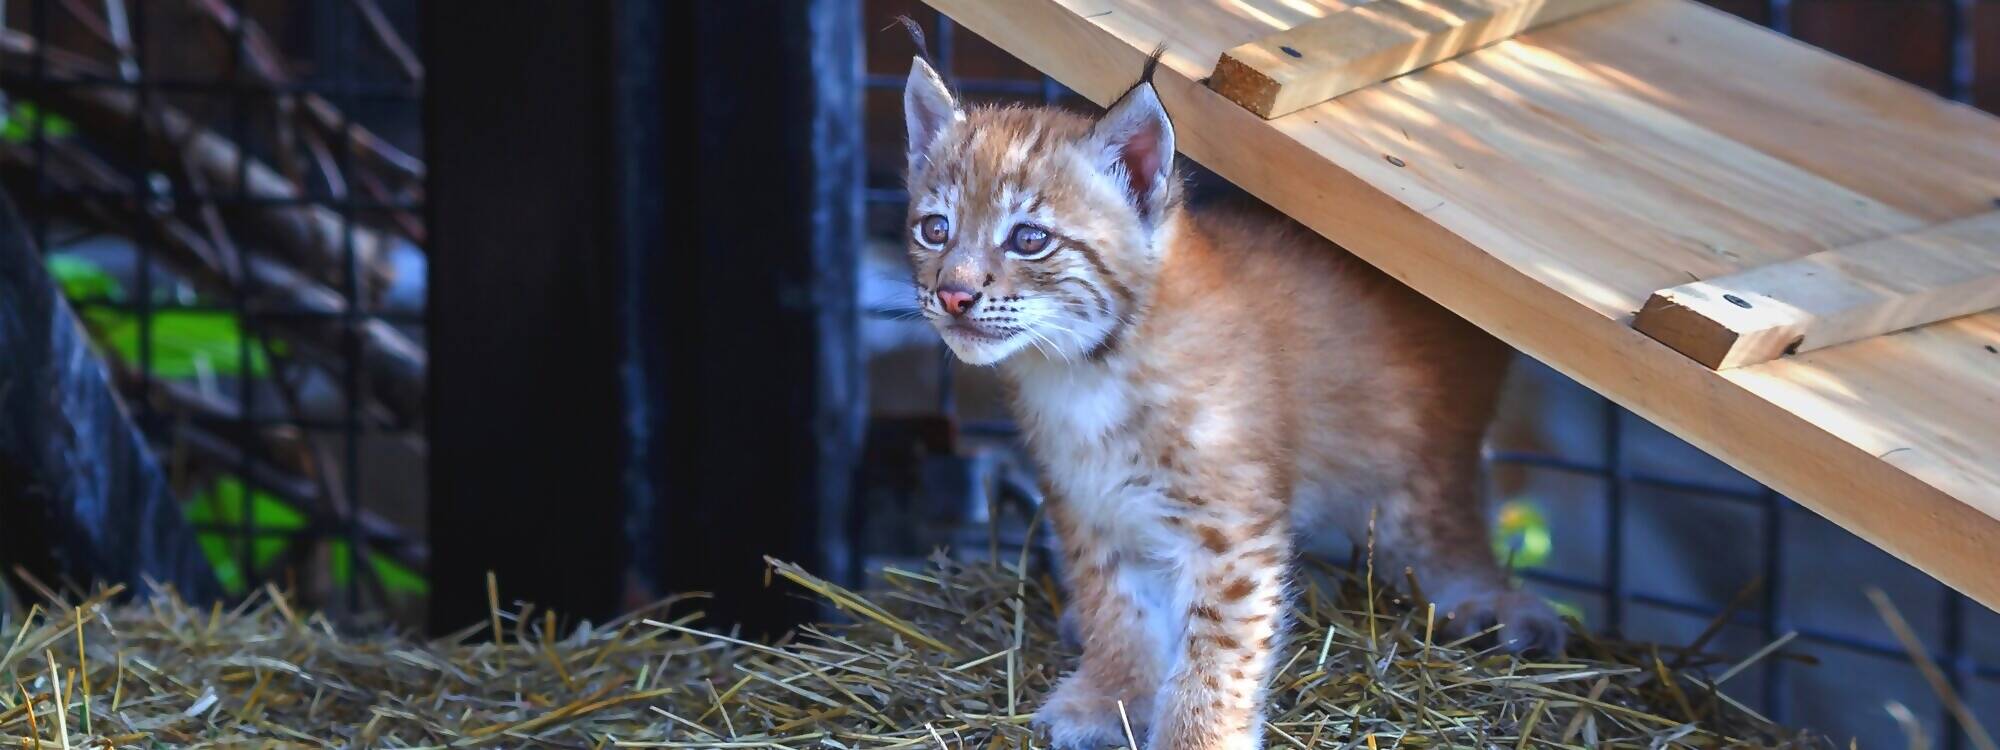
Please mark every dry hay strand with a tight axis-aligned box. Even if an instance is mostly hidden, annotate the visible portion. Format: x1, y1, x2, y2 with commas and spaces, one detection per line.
0, 555, 1823, 748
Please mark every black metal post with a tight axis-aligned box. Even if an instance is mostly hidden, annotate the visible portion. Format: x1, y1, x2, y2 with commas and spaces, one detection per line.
616, 0, 672, 612
425, 2, 628, 632
631, 0, 864, 636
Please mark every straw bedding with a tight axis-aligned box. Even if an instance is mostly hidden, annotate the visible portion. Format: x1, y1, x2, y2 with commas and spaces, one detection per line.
1, 555, 1817, 748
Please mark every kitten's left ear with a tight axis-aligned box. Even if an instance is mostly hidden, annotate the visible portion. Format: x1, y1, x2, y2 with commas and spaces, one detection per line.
1092, 81, 1176, 223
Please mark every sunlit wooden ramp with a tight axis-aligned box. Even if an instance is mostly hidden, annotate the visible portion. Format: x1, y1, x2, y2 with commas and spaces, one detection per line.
918, 0, 2000, 610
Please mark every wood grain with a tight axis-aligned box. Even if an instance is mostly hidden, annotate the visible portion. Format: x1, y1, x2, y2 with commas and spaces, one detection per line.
1636, 211, 2000, 369
918, 0, 2000, 611
1209, 0, 1628, 118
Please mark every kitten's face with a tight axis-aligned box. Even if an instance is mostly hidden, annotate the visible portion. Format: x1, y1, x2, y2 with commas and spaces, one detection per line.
902, 58, 1177, 366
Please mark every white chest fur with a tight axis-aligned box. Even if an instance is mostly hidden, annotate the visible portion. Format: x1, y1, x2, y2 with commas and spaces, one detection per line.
1006, 358, 1179, 558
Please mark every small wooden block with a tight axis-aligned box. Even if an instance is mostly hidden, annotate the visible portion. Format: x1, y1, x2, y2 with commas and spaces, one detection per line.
1207, 0, 1629, 118
1635, 211, 2000, 370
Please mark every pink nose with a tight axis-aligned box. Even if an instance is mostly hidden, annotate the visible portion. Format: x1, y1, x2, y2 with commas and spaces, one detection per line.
937, 286, 980, 316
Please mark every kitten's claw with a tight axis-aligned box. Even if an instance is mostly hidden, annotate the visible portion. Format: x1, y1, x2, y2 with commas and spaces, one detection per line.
1033, 675, 1144, 750
1434, 586, 1567, 655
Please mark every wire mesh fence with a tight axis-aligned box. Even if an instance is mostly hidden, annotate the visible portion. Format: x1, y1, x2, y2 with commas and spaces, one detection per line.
0, 0, 426, 620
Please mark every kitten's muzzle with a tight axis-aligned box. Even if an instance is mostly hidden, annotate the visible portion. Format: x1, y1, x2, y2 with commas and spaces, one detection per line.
936, 284, 981, 316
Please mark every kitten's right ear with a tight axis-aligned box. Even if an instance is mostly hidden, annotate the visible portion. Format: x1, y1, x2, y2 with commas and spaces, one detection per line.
1092, 80, 1176, 224
904, 57, 961, 173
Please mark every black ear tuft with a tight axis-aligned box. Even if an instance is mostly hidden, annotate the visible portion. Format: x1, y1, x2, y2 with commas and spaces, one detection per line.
1140, 43, 1167, 87
892, 15, 933, 67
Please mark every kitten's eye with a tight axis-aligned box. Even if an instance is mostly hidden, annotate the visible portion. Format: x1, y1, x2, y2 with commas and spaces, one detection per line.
1008, 224, 1052, 259
917, 215, 950, 247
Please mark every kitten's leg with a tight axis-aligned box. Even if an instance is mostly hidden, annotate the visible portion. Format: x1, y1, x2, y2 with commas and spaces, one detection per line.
1148, 507, 1291, 750
1035, 502, 1165, 749
1378, 466, 1565, 654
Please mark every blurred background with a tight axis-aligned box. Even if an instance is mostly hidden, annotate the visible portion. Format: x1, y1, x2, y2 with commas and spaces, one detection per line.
0, 1, 1995, 747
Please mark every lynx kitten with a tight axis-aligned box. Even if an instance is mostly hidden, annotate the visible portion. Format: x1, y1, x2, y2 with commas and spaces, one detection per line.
901, 56, 1562, 750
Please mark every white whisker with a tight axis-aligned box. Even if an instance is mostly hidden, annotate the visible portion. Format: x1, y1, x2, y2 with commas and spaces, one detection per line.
1032, 328, 1074, 364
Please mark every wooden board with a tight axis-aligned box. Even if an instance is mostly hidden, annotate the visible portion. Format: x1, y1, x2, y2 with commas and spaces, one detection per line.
1635, 211, 2000, 369
1209, 0, 1627, 118
919, 0, 2000, 611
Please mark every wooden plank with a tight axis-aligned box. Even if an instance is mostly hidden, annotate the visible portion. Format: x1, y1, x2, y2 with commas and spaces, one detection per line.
1208, 0, 1628, 118
917, 0, 2000, 611
1636, 211, 2000, 369
1531, 0, 2000, 224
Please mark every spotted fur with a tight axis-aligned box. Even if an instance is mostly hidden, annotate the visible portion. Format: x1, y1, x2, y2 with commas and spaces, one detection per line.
902, 58, 1562, 750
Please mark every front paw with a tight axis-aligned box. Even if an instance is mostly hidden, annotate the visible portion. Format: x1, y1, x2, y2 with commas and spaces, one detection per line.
1034, 674, 1146, 749
1433, 585, 1567, 655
